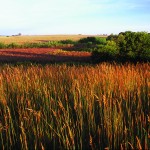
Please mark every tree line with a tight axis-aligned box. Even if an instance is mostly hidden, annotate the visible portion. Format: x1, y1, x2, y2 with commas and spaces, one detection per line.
91, 31, 150, 62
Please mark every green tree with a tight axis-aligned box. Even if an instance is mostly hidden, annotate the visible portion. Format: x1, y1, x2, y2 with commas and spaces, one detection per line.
117, 31, 150, 61
106, 34, 118, 42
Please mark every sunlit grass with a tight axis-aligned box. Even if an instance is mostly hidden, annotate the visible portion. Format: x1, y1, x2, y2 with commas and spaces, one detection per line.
0, 63, 149, 149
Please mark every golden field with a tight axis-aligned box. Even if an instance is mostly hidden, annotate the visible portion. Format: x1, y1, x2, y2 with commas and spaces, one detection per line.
0, 35, 106, 44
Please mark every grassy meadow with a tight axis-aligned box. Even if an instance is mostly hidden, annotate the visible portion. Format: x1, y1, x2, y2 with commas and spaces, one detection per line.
0, 63, 149, 149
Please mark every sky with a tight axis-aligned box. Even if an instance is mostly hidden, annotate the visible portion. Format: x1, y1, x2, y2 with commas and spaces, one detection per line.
0, 0, 150, 35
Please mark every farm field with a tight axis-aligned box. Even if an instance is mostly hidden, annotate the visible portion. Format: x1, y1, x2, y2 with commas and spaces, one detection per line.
0, 35, 105, 44
0, 63, 149, 149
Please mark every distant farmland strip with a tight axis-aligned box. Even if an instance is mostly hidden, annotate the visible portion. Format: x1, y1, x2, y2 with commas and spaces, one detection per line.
0, 35, 106, 44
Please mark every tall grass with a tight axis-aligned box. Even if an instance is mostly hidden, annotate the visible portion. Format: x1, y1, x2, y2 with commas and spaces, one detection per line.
0, 63, 149, 149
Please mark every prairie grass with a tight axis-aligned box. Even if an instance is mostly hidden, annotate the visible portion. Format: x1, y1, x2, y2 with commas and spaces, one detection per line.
0, 63, 149, 149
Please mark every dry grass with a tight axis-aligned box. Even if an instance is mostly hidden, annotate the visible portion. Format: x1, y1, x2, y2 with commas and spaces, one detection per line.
0, 63, 149, 149
0, 35, 105, 44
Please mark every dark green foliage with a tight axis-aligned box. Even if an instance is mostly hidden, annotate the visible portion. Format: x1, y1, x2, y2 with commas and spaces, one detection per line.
106, 34, 118, 42
78, 36, 107, 45
117, 31, 150, 61
60, 39, 76, 44
92, 44, 119, 62
0, 42, 6, 48
72, 37, 107, 52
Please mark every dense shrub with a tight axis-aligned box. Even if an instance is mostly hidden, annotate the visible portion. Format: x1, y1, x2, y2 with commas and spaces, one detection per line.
78, 36, 107, 45
92, 44, 119, 62
106, 34, 118, 42
117, 31, 150, 61
72, 37, 107, 52
60, 39, 76, 44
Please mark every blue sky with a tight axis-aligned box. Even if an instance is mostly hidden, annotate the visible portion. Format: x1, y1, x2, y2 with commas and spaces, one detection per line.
0, 0, 150, 35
